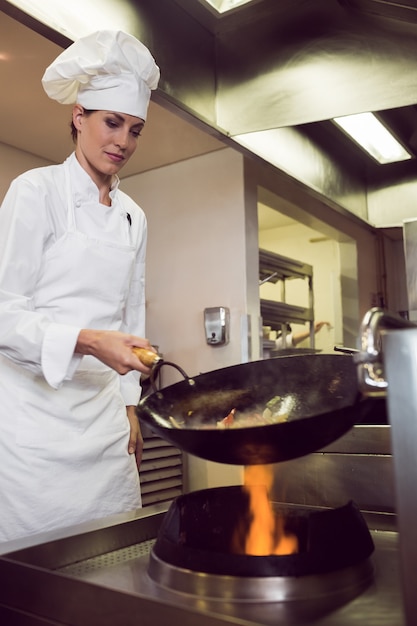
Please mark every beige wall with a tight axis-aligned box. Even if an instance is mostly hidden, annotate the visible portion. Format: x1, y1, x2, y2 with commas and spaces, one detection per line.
0, 142, 53, 202
121, 148, 253, 492
121, 147, 255, 379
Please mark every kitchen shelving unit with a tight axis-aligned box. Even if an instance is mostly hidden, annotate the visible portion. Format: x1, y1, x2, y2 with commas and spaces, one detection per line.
259, 248, 315, 347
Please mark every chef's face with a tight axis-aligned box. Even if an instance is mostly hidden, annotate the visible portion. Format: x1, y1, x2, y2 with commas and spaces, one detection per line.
73, 105, 144, 180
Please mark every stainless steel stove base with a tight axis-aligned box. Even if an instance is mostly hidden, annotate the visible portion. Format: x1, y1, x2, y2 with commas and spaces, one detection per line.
0, 507, 405, 626
56, 530, 403, 625
148, 551, 374, 603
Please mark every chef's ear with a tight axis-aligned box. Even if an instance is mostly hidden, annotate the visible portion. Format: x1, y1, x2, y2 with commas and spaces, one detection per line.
72, 104, 84, 131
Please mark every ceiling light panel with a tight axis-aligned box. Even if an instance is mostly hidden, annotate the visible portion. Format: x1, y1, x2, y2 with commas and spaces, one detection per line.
332, 112, 412, 164
199, 0, 256, 14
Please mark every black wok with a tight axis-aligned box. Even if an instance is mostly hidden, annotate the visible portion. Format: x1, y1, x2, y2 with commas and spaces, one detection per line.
136, 354, 385, 465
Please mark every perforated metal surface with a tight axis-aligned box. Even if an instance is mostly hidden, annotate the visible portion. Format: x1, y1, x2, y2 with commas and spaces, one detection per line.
51, 532, 404, 625
58, 540, 155, 577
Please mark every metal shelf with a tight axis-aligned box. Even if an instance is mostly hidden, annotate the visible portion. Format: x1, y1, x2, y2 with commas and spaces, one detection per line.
259, 249, 314, 341
260, 299, 313, 327
259, 249, 313, 284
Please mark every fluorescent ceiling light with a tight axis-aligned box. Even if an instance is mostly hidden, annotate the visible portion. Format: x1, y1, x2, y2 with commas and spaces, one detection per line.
333, 112, 412, 164
199, 0, 255, 14
6, 0, 140, 40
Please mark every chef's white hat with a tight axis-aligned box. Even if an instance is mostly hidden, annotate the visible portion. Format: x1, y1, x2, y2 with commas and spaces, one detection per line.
42, 30, 160, 120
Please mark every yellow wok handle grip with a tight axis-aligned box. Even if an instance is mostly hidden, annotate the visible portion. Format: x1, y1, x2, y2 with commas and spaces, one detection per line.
132, 347, 161, 368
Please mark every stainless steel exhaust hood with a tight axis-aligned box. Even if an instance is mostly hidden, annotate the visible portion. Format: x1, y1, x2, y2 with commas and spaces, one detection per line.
212, 0, 417, 134
3, 0, 417, 225
128, 0, 417, 136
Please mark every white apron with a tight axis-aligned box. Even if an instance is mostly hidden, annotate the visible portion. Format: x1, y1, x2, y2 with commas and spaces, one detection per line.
0, 163, 141, 543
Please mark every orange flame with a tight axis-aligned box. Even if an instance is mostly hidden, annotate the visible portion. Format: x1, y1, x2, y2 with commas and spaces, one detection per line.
238, 465, 298, 556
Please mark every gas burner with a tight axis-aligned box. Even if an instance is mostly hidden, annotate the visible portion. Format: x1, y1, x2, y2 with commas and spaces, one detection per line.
148, 486, 375, 602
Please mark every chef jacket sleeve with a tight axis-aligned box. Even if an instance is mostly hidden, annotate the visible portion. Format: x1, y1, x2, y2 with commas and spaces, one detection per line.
0, 175, 82, 389
275, 333, 294, 350
119, 201, 147, 406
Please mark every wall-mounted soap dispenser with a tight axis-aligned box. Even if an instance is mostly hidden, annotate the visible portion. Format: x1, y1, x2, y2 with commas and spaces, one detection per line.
204, 307, 230, 346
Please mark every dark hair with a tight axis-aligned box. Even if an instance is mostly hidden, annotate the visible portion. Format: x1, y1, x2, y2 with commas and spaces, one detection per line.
70, 108, 96, 143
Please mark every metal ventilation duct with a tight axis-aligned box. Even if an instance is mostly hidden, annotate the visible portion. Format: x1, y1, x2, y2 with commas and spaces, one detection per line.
339, 0, 417, 24
213, 0, 417, 134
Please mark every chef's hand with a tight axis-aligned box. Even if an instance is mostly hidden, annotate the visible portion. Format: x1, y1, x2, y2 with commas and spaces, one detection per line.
126, 405, 143, 469
75, 329, 155, 375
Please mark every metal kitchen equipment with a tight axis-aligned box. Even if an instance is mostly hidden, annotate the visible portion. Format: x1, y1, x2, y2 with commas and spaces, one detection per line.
135, 352, 385, 465
148, 486, 375, 601
137, 306, 414, 467
353, 307, 416, 396
0, 464, 404, 626
0, 306, 414, 625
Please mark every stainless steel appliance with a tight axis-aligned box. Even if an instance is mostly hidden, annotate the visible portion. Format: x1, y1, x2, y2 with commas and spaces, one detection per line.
0, 496, 403, 626
0, 424, 405, 625
0, 313, 414, 625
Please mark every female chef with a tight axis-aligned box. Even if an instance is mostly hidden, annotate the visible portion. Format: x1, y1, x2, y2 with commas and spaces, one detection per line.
0, 30, 160, 543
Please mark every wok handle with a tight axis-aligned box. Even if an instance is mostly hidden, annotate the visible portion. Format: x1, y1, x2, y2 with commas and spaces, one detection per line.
334, 345, 359, 354
132, 347, 162, 368
149, 360, 192, 393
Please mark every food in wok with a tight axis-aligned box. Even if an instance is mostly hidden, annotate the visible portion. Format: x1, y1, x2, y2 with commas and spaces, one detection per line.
168, 395, 290, 430
136, 354, 387, 465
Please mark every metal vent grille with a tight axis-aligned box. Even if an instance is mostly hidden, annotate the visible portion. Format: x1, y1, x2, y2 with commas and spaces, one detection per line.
140, 427, 183, 507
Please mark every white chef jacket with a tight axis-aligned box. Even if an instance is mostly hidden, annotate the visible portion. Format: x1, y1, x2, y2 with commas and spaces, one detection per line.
0, 153, 147, 543
275, 334, 294, 350
0, 153, 146, 403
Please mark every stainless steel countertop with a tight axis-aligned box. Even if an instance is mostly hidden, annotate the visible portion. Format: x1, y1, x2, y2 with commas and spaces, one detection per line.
56, 530, 403, 626
0, 504, 405, 626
